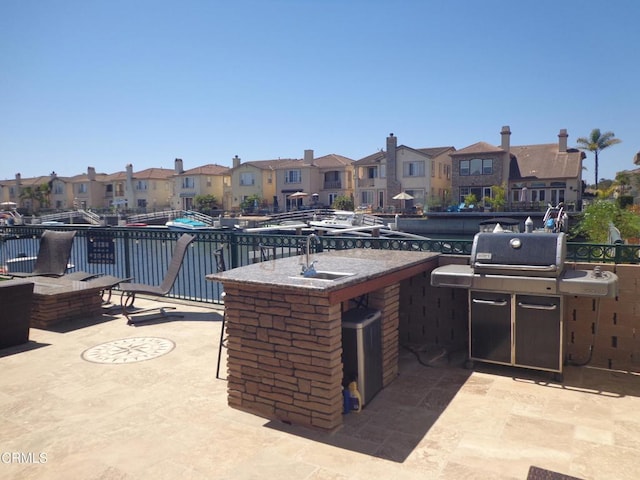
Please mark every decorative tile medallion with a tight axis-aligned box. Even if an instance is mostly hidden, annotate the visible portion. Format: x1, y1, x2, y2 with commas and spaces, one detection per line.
82, 337, 175, 364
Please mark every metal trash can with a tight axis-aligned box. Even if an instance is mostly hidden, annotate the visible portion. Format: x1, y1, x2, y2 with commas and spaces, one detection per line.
341, 308, 383, 407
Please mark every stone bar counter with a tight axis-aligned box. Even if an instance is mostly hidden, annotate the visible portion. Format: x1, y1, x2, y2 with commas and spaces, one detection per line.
207, 248, 440, 431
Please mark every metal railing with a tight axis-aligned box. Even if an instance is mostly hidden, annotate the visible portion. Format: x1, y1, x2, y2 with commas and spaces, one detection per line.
1, 225, 638, 306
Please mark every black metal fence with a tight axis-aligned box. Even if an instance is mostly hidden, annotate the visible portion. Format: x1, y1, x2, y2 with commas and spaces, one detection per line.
1, 226, 638, 305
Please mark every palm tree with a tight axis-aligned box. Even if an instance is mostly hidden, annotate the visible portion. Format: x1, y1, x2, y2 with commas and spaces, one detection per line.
576, 129, 622, 188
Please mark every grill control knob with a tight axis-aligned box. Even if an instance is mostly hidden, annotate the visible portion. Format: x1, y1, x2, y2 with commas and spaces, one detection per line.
593, 266, 603, 278
510, 238, 522, 249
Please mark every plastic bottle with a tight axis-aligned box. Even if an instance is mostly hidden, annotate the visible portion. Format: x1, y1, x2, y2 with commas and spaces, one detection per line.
525, 216, 533, 233
342, 387, 350, 414
348, 381, 362, 413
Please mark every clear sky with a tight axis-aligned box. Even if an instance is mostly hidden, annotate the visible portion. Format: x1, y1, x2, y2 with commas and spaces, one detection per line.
1, 0, 638, 184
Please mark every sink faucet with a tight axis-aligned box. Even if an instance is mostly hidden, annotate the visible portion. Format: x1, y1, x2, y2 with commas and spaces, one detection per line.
301, 234, 320, 276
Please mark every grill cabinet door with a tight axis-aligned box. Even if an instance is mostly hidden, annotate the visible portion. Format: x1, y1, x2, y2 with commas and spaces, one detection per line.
470, 291, 512, 364
514, 294, 562, 371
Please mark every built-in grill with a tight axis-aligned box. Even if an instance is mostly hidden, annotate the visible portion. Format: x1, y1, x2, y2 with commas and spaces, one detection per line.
432, 232, 617, 297
431, 232, 619, 377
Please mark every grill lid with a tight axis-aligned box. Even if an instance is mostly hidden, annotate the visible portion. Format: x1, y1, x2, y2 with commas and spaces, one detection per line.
470, 232, 566, 277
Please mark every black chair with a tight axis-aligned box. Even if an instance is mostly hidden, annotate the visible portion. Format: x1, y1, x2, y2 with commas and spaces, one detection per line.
119, 233, 196, 325
215, 243, 273, 379
214, 244, 228, 379
10, 230, 77, 278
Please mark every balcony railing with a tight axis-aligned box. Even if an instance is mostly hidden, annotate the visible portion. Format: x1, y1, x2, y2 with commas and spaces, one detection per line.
323, 181, 342, 189
357, 178, 376, 188
2, 225, 637, 306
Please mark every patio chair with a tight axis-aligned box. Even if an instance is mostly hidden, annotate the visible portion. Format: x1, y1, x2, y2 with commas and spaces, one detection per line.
214, 242, 273, 379
214, 244, 228, 379
10, 230, 77, 278
119, 233, 196, 325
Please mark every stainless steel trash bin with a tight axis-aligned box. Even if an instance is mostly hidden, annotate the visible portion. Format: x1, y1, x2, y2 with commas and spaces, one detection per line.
341, 308, 383, 407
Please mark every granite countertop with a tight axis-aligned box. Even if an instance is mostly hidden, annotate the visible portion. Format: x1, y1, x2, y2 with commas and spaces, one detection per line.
206, 249, 439, 292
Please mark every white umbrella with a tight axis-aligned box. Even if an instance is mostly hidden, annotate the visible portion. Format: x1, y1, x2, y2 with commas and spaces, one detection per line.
392, 192, 414, 200
288, 192, 308, 199
519, 187, 528, 203
392, 192, 414, 212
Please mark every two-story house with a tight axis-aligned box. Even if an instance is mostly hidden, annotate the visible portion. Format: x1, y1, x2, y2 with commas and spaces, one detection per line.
229, 151, 354, 212
120, 164, 175, 211
228, 156, 285, 212
172, 158, 230, 211
275, 150, 354, 211
450, 126, 585, 209
68, 167, 110, 210
353, 133, 455, 212
308, 152, 354, 208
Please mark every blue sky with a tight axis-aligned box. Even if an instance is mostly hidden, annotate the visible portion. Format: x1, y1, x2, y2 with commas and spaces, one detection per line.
1, 0, 638, 184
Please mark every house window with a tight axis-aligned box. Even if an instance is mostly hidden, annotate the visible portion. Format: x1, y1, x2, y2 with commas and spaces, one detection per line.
135, 180, 147, 191
367, 166, 378, 179
240, 172, 255, 186
459, 186, 485, 204
182, 177, 194, 189
78, 183, 87, 193
285, 170, 301, 184
361, 190, 374, 206
460, 158, 493, 176
54, 183, 64, 194
380, 164, 386, 178
403, 161, 425, 177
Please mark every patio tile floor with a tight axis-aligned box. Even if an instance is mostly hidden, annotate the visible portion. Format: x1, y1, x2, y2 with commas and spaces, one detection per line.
1, 297, 639, 479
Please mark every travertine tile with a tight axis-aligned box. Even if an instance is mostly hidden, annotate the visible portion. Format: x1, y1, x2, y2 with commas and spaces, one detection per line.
1, 299, 639, 480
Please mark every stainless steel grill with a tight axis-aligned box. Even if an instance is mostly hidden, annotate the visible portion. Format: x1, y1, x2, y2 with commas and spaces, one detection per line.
430, 232, 619, 377
432, 232, 618, 297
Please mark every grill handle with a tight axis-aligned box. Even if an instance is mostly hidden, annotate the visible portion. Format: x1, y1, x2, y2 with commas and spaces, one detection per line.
473, 262, 558, 272
472, 299, 508, 307
517, 302, 557, 311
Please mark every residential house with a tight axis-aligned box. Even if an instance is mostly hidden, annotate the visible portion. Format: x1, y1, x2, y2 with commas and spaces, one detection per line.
450, 126, 585, 210
67, 167, 110, 210
274, 150, 354, 211
102, 170, 128, 209
228, 151, 354, 212
228, 156, 284, 212
48, 173, 73, 210
307, 151, 354, 208
0, 173, 56, 212
172, 158, 230, 211
120, 164, 175, 211
353, 133, 455, 212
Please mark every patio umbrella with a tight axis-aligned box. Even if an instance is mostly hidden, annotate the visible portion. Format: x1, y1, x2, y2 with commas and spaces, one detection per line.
519, 187, 528, 203
288, 192, 308, 199
392, 192, 414, 200
392, 192, 414, 211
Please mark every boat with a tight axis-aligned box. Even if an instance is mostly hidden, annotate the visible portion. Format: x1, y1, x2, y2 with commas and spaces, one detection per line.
478, 217, 521, 233
308, 211, 357, 229
0, 202, 23, 226
165, 217, 211, 231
